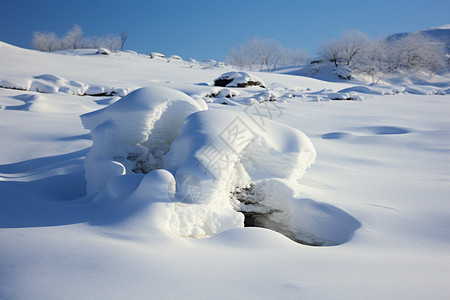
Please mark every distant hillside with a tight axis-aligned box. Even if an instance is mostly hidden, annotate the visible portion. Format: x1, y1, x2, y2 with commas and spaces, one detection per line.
387, 25, 450, 52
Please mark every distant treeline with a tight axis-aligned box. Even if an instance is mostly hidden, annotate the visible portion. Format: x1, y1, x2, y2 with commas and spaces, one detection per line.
32, 25, 127, 52
226, 30, 448, 82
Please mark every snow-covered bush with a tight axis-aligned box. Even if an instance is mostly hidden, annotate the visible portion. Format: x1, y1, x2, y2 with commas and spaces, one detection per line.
81, 86, 207, 193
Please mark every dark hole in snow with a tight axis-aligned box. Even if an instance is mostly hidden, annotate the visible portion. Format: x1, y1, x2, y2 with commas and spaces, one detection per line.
214, 79, 234, 87
242, 212, 325, 246
234, 184, 326, 246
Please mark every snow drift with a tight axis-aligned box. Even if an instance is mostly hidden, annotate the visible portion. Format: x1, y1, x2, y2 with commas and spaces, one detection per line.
162, 108, 317, 239
81, 86, 207, 194
80, 86, 360, 245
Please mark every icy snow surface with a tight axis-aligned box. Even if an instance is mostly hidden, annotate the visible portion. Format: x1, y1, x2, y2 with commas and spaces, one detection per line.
1, 42, 449, 299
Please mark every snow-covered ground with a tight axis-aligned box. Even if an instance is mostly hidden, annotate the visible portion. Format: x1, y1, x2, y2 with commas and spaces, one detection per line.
1, 41, 449, 299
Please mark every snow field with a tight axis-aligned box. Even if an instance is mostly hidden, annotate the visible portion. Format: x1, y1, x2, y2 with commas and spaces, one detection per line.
1, 41, 449, 299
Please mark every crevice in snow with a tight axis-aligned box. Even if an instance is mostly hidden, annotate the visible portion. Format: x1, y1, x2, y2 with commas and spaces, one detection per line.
231, 180, 360, 246
233, 182, 327, 246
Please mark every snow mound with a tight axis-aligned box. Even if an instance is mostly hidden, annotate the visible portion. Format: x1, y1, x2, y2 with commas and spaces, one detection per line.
150, 52, 165, 59
81, 86, 207, 193
338, 85, 384, 95
327, 92, 363, 101
163, 108, 317, 239
80, 86, 358, 245
0, 74, 131, 96
335, 65, 351, 80
214, 72, 265, 88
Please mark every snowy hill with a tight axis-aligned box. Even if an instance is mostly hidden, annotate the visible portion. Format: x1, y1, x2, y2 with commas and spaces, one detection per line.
1, 42, 450, 299
387, 24, 450, 50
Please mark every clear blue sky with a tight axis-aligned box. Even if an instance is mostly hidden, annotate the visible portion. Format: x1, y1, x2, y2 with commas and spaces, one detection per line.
1, 0, 449, 61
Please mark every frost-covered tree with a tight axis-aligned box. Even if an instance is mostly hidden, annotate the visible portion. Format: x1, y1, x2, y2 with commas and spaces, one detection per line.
250, 37, 284, 71
104, 34, 122, 52
340, 30, 370, 66
32, 25, 127, 53
318, 39, 342, 67
32, 31, 61, 52
318, 30, 446, 81
353, 40, 388, 83
318, 30, 369, 68
62, 24, 83, 49
284, 48, 308, 66
226, 47, 246, 69
389, 32, 445, 74
226, 37, 307, 71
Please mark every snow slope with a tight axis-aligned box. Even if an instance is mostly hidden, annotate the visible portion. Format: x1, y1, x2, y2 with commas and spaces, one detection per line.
1, 42, 449, 299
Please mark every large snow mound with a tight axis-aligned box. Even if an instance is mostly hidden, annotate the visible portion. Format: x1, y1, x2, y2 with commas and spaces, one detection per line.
81, 88, 358, 245
81, 86, 207, 194
163, 108, 318, 240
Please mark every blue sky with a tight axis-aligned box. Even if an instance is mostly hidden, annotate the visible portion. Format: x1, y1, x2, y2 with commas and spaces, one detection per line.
1, 0, 449, 61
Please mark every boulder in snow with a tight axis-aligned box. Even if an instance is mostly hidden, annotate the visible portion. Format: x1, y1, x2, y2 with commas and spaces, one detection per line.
150, 52, 165, 59
214, 72, 265, 88
97, 48, 110, 55
169, 55, 182, 61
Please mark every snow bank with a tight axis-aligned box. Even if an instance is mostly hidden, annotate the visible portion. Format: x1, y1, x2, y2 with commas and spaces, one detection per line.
81, 86, 207, 193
